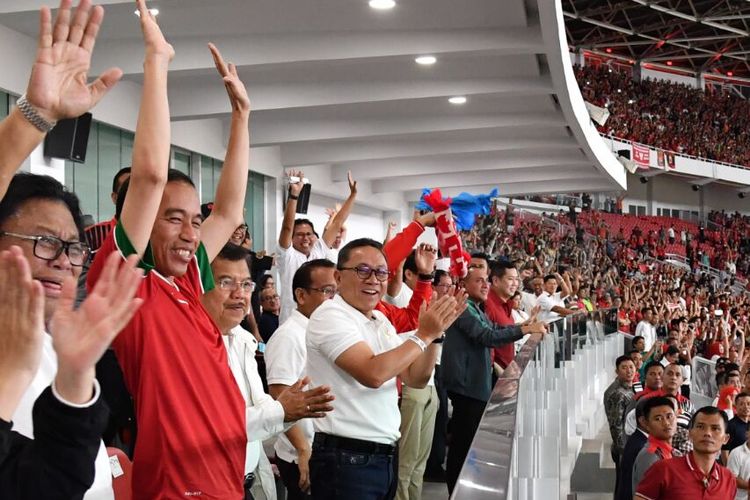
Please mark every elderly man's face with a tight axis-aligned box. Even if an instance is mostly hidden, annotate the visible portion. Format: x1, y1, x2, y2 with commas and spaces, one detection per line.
0, 198, 83, 322
201, 258, 253, 334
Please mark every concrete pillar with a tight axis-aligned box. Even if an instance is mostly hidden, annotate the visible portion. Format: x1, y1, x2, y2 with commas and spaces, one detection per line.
633, 61, 642, 83
646, 179, 654, 215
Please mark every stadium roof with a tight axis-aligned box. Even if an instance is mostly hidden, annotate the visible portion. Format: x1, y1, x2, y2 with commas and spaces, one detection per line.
564, 0, 750, 80
0, 0, 626, 209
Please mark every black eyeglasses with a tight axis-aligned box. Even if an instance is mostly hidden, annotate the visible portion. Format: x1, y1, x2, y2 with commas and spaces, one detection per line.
338, 265, 392, 282
0, 231, 89, 266
233, 224, 248, 236
306, 285, 337, 297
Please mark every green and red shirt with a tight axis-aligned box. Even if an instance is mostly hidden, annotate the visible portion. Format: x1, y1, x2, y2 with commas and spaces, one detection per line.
88, 222, 246, 499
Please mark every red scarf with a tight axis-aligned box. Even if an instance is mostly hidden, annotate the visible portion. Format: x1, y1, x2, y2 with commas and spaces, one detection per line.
646, 435, 673, 460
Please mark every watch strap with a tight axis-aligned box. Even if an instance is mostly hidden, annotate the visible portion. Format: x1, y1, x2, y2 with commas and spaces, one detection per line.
17, 94, 56, 133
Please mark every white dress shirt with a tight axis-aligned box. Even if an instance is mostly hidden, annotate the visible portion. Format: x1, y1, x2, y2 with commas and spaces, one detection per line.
13, 334, 113, 500
264, 310, 314, 464
635, 320, 657, 351
536, 291, 565, 324
728, 442, 750, 500
520, 291, 539, 314
306, 295, 404, 445
277, 239, 330, 324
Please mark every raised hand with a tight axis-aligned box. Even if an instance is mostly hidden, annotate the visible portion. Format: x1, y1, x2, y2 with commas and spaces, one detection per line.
0, 247, 45, 420
49, 252, 144, 403
414, 243, 437, 275
136, 0, 174, 60
287, 169, 305, 197
208, 43, 250, 115
347, 170, 357, 195
26, 0, 123, 122
276, 377, 335, 421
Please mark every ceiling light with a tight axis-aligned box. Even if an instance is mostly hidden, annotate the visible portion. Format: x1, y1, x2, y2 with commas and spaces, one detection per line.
448, 96, 467, 105
134, 8, 159, 17
369, 0, 395, 9
415, 55, 437, 66
606, 48, 612, 53
666, 60, 673, 66
728, 71, 734, 77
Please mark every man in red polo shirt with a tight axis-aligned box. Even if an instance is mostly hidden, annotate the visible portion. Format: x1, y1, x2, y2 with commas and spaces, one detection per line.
486, 261, 522, 369
88, 5, 251, 498
635, 406, 736, 499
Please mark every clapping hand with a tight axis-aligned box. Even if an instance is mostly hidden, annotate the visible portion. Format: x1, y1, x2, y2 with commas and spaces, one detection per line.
0, 247, 45, 421
49, 252, 144, 404
26, 0, 123, 123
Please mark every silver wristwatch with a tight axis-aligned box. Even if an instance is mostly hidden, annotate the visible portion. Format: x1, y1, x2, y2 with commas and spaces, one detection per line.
16, 94, 57, 133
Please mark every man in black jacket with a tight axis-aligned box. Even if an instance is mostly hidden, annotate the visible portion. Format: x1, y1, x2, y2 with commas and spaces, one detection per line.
0, 246, 142, 498
441, 266, 546, 494
616, 398, 649, 500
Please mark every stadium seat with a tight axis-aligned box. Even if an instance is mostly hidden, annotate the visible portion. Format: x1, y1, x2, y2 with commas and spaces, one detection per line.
106, 447, 132, 500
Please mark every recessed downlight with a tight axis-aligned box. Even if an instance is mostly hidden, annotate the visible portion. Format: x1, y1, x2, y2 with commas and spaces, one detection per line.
448, 96, 467, 105
369, 0, 396, 10
415, 55, 437, 66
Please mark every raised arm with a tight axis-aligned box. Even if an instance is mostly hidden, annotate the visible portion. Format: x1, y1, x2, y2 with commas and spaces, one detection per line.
200, 44, 251, 261
321, 172, 357, 248
278, 169, 305, 250
0, 0, 121, 201
118, 0, 173, 256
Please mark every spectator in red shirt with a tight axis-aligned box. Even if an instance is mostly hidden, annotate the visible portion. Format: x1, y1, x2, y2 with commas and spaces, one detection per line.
486, 261, 522, 369
635, 406, 736, 499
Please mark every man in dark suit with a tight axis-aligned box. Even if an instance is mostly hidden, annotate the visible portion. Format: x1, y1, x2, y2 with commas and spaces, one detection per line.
616, 398, 649, 500
441, 265, 546, 494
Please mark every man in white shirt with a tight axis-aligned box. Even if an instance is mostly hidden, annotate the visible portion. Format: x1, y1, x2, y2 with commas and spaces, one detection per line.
536, 273, 576, 324
277, 170, 356, 323
727, 427, 750, 499
635, 307, 657, 351
201, 244, 335, 500
305, 238, 461, 499
266, 258, 338, 499
520, 275, 544, 314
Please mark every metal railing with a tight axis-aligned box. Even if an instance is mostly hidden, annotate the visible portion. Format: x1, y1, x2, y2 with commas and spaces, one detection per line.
452, 307, 621, 500
601, 133, 750, 173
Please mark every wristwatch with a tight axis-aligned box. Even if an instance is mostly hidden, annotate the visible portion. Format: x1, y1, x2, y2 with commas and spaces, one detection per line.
16, 94, 56, 133
418, 272, 435, 281
432, 334, 446, 344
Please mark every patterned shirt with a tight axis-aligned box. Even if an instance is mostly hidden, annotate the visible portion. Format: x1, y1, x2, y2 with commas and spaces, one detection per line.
604, 378, 634, 455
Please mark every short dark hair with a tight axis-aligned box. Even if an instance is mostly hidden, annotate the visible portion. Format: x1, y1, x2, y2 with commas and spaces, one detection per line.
433, 269, 450, 286
642, 396, 675, 420
403, 250, 418, 278
632, 335, 645, 348
628, 349, 641, 356
689, 406, 729, 432
112, 167, 132, 194
735, 392, 750, 404
115, 169, 195, 219
543, 274, 557, 283
293, 219, 315, 233
0, 173, 85, 239
665, 345, 680, 356
615, 355, 633, 369
644, 360, 663, 376
490, 260, 516, 280
641, 306, 653, 315
292, 259, 335, 303
337, 238, 384, 268
216, 243, 249, 262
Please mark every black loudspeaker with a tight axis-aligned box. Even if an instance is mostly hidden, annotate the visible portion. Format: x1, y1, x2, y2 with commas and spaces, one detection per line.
295, 183, 312, 214
617, 149, 631, 160
44, 112, 93, 163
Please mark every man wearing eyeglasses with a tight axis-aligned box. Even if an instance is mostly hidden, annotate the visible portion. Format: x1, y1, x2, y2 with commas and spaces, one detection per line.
258, 287, 282, 343
202, 244, 335, 500
265, 258, 338, 499
306, 238, 463, 500
277, 169, 357, 324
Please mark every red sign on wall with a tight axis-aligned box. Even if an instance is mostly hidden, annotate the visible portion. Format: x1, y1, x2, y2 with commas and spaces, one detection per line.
632, 143, 650, 167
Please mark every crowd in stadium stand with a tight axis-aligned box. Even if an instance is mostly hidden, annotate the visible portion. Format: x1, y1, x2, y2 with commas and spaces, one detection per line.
4, 1, 750, 499
463, 202, 750, 498
575, 64, 750, 167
